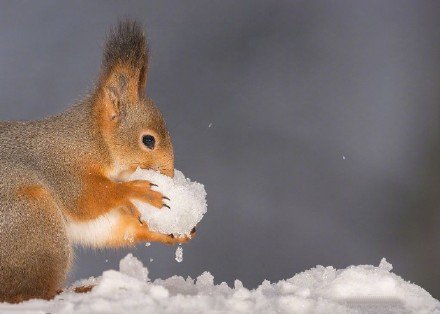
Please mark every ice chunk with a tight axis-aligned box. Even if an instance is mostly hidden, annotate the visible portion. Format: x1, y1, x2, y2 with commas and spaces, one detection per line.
175, 246, 183, 263
127, 168, 207, 237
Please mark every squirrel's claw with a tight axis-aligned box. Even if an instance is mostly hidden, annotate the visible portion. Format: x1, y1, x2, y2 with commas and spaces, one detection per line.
150, 183, 158, 187
162, 196, 171, 209
164, 232, 192, 245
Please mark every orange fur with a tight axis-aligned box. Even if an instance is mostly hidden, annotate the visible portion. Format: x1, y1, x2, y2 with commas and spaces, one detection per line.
73, 285, 94, 294
105, 212, 190, 247
16, 185, 49, 200
69, 168, 165, 222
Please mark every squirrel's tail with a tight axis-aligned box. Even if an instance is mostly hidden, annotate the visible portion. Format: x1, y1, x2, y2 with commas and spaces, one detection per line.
98, 20, 149, 96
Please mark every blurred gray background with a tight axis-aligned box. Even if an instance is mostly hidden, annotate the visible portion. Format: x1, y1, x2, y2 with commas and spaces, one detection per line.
0, 0, 439, 298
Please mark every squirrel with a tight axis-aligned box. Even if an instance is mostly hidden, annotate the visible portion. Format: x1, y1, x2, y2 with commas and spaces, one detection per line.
0, 21, 193, 303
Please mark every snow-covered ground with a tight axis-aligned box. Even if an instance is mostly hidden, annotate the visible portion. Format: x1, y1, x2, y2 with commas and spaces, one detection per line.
0, 254, 437, 314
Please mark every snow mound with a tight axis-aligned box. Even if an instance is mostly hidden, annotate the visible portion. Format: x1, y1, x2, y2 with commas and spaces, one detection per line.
1, 255, 437, 313
127, 168, 207, 237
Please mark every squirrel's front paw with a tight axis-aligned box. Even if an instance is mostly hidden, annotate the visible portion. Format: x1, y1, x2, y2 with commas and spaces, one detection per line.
114, 209, 197, 246
159, 228, 196, 245
120, 180, 169, 209
162, 227, 197, 245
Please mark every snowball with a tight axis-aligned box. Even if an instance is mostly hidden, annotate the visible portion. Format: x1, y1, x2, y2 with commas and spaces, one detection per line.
127, 168, 207, 237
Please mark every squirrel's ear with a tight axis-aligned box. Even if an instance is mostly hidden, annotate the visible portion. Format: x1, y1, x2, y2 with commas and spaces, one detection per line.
96, 20, 149, 120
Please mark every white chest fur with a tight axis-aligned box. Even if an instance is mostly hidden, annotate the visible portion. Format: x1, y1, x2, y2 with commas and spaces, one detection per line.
66, 210, 121, 247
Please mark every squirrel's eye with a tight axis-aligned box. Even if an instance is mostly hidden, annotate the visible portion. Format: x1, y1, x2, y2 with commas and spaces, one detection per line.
142, 135, 155, 149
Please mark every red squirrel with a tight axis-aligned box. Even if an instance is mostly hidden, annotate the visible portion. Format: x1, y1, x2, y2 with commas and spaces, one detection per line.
0, 20, 192, 303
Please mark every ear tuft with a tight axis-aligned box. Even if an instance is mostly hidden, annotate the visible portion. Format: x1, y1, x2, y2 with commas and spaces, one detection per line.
96, 20, 149, 121
102, 20, 149, 77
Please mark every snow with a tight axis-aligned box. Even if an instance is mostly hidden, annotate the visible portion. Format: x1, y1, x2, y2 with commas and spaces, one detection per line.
127, 168, 207, 237
175, 245, 183, 263
1, 255, 437, 313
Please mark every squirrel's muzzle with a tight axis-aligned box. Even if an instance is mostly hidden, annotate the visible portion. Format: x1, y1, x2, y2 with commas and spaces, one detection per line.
161, 167, 174, 178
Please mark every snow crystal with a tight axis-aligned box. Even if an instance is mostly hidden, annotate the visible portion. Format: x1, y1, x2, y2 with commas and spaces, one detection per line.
175, 246, 183, 263
127, 168, 207, 237
1, 255, 437, 313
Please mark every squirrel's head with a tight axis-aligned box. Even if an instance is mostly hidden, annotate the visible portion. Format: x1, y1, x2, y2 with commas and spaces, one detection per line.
94, 21, 174, 178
